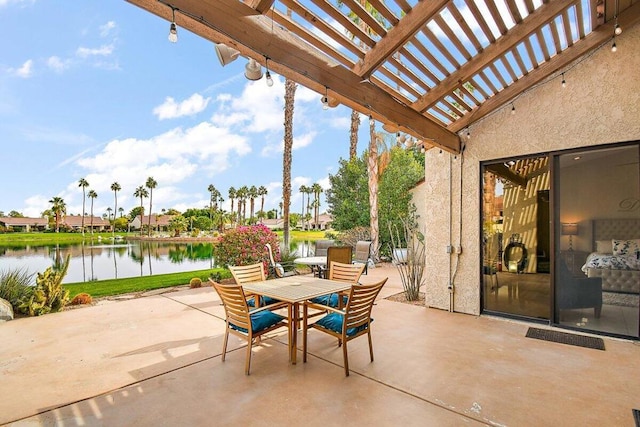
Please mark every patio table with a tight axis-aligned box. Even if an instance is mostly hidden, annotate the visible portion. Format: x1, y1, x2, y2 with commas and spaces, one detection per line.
243, 275, 350, 364
293, 256, 327, 267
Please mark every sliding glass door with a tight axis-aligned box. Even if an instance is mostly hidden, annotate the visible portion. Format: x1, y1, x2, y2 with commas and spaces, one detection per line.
555, 144, 640, 338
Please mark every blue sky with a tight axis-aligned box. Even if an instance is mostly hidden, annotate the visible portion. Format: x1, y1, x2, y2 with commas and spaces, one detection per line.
0, 0, 372, 219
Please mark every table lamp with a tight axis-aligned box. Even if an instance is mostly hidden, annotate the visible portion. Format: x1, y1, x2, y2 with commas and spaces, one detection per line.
561, 223, 578, 251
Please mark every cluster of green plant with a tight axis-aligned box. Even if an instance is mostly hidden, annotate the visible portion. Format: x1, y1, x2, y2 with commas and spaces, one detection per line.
212, 224, 279, 269
18, 255, 71, 316
0, 267, 34, 309
326, 146, 424, 252
189, 277, 203, 288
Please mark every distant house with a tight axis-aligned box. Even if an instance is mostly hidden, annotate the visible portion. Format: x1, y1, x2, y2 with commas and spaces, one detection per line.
62, 215, 111, 232
299, 213, 333, 231
262, 218, 285, 230
129, 214, 174, 232
0, 217, 49, 232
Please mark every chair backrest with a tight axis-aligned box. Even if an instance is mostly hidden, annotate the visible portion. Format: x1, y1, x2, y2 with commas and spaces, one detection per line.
344, 278, 387, 333
314, 240, 335, 256
229, 263, 266, 284
326, 246, 353, 270
212, 282, 251, 333
329, 261, 365, 284
353, 241, 372, 263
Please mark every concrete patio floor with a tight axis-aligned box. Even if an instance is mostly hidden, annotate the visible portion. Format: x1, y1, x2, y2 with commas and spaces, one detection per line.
1, 264, 639, 426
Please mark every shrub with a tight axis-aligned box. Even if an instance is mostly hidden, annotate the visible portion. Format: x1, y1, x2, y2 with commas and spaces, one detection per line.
70, 293, 93, 305
338, 226, 371, 248
0, 267, 34, 309
189, 277, 202, 288
211, 224, 279, 271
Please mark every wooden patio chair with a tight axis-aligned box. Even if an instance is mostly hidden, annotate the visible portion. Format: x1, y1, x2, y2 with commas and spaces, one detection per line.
303, 278, 387, 376
352, 240, 372, 274
318, 245, 353, 279
228, 263, 277, 306
211, 281, 288, 375
310, 261, 365, 308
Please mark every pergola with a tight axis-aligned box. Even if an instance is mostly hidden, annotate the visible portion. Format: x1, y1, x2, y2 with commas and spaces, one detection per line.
126, 0, 640, 154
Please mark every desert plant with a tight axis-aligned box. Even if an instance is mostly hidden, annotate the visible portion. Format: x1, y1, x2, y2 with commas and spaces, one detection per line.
189, 277, 202, 288
0, 267, 34, 309
70, 292, 93, 305
211, 224, 280, 270
19, 255, 71, 316
388, 204, 425, 301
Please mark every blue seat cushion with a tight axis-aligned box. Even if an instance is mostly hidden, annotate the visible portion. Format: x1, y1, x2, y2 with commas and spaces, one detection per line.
310, 294, 348, 308
247, 296, 280, 307
230, 310, 285, 334
314, 312, 372, 337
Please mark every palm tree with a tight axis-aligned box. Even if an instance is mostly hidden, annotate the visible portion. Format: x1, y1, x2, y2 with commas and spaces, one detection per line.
298, 185, 307, 229
349, 110, 360, 160
228, 186, 236, 225
106, 207, 113, 221
88, 190, 97, 235
258, 186, 267, 223
110, 182, 121, 237
134, 186, 149, 236
248, 185, 258, 223
237, 186, 249, 224
78, 178, 89, 236
282, 78, 297, 246
305, 186, 313, 230
118, 207, 124, 217
368, 116, 380, 261
208, 184, 216, 231
48, 196, 66, 232
145, 177, 157, 236
311, 183, 323, 228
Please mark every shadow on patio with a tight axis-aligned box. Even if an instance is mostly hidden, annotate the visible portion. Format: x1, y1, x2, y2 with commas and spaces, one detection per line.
1, 263, 639, 426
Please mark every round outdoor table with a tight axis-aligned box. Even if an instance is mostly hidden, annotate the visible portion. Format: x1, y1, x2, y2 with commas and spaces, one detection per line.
293, 256, 327, 267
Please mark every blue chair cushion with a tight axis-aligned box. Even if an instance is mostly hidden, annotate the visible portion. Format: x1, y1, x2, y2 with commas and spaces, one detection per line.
247, 296, 280, 307
230, 310, 285, 334
310, 294, 348, 308
314, 312, 372, 337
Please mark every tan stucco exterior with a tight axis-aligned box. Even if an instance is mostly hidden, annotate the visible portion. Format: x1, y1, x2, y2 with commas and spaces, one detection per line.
421, 24, 640, 315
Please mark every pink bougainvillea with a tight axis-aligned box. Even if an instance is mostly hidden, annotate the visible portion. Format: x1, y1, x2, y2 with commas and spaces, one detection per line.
211, 224, 280, 272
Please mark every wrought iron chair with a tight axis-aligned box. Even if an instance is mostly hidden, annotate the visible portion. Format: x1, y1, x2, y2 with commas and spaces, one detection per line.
303, 278, 387, 376
211, 281, 288, 375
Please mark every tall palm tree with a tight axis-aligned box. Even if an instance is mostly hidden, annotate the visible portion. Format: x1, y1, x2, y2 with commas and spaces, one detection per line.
106, 207, 113, 221
110, 182, 121, 237
88, 190, 97, 235
248, 185, 258, 223
48, 196, 66, 233
118, 207, 124, 217
349, 110, 360, 160
134, 186, 149, 236
235, 186, 246, 225
311, 183, 323, 228
258, 185, 267, 223
228, 186, 236, 225
305, 186, 313, 229
78, 178, 89, 236
208, 184, 216, 231
368, 116, 380, 261
145, 177, 157, 236
282, 78, 297, 246
298, 185, 307, 229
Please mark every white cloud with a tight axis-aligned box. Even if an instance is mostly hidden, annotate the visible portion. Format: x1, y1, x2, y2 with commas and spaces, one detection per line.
76, 44, 114, 58
47, 56, 70, 73
0, 0, 34, 7
10, 60, 33, 78
153, 93, 211, 120
100, 21, 117, 37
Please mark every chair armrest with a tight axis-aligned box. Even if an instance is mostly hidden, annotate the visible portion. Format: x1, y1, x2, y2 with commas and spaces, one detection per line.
251, 301, 289, 313
304, 301, 344, 315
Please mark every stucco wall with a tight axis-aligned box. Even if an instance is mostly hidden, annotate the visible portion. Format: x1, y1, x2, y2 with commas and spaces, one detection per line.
422, 24, 640, 315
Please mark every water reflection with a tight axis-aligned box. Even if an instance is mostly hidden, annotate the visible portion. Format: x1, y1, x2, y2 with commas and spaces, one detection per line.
0, 239, 317, 284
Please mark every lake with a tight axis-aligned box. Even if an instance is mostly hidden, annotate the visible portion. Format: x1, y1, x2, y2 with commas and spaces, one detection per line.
0, 239, 315, 284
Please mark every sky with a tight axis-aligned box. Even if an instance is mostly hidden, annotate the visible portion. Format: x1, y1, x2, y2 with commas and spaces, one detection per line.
0, 0, 374, 219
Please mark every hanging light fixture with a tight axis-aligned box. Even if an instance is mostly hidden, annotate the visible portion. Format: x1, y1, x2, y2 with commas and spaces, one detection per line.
168, 7, 178, 43
511, 103, 516, 115
265, 58, 274, 87
611, 39, 618, 52
214, 43, 240, 66
561, 73, 566, 88
244, 58, 263, 81
321, 87, 329, 110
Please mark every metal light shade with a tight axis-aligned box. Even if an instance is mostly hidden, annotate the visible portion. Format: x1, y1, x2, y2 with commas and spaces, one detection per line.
244, 58, 263, 81
214, 43, 240, 66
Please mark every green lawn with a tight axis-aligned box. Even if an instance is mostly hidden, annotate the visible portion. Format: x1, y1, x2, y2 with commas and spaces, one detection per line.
64, 268, 231, 299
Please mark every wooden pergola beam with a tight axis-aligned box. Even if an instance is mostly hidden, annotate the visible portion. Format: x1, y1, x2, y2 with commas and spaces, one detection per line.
449, 1, 640, 132
353, 0, 449, 78
126, 0, 460, 153
412, 0, 579, 113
